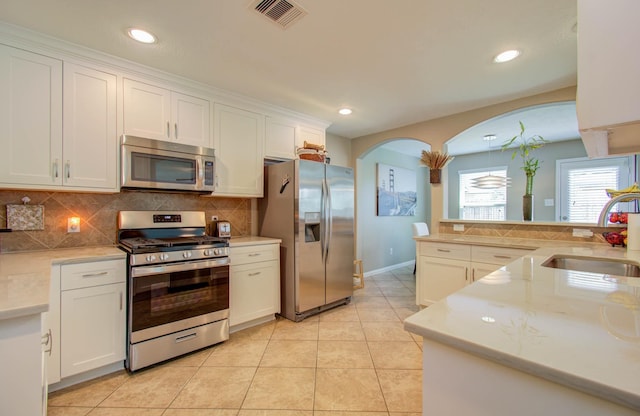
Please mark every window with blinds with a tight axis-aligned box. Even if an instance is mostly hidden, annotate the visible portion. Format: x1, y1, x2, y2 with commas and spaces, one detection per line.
557, 156, 635, 223
459, 168, 507, 220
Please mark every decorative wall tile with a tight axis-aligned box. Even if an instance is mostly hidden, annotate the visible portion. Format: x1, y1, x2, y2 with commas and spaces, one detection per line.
0, 191, 252, 253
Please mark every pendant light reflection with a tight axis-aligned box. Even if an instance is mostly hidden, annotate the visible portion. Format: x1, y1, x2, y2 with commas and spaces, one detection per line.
471, 134, 511, 189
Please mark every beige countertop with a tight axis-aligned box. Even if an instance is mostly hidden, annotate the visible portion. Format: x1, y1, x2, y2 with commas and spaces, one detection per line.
405, 244, 640, 411
230, 236, 281, 247
0, 246, 125, 321
415, 233, 604, 250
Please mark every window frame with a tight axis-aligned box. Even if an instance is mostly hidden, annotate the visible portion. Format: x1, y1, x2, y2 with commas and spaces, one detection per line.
458, 166, 509, 220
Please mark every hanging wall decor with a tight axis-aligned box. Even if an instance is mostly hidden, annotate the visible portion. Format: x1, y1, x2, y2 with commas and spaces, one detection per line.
376, 163, 417, 216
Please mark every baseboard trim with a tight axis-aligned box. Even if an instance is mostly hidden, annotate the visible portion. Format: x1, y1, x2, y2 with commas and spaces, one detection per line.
363, 260, 414, 278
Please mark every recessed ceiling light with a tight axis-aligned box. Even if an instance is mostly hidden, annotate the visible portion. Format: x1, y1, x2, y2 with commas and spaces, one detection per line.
493, 49, 521, 63
338, 108, 353, 116
127, 28, 157, 44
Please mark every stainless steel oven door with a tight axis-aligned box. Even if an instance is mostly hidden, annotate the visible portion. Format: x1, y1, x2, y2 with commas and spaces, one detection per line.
129, 258, 229, 343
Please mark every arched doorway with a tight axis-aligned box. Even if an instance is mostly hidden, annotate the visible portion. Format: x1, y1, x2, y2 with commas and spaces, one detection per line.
355, 138, 432, 274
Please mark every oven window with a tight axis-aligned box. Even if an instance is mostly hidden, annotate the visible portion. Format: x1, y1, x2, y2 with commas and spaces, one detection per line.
131, 265, 229, 332
131, 152, 196, 184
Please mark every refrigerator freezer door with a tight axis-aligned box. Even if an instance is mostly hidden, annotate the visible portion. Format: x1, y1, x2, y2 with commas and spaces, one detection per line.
325, 164, 354, 304
296, 160, 327, 312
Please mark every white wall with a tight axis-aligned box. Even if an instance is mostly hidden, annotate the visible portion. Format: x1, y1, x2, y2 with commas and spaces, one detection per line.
326, 132, 352, 167
357, 146, 430, 272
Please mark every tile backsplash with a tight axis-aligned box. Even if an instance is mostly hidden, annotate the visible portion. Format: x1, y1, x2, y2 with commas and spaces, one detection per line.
0, 190, 251, 252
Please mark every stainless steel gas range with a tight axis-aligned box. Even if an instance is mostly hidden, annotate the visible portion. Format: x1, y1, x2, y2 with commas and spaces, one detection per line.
117, 210, 230, 371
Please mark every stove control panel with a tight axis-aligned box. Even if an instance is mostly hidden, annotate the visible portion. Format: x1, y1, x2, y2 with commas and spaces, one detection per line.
129, 246, 229, 266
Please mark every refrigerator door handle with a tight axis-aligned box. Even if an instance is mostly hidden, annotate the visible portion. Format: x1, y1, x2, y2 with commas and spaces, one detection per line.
325, 176, 333, 262
320, 178, 327, 264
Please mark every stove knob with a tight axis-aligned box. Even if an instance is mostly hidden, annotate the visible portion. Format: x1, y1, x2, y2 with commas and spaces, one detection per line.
183, 251, 192, 259
203, 249, 212, 256
160, 253, 170, 261
212, 248, 219, 255
146, 254, 157, 262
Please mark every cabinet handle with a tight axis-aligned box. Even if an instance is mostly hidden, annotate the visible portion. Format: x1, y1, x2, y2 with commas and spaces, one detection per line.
248, 272, 261, 276
119, 291, 123, 311
81, 271, 109, 278
42, 329, 52, 356
166, 121, 170, 138
175, 123, 178, 139
493, 255, 512, 260
65, 160, 71, 179
465, 267, 469, 281
248, 253, 261, 257
53, 159, 59, 179
437, 248, 451, 253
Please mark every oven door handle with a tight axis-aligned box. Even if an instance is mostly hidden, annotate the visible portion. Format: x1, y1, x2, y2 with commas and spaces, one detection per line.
130, 258, 229, 277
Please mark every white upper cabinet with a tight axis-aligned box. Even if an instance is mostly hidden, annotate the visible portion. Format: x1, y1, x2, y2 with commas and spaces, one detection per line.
265, 116, 298, 160
296, 125, 325, 150
63, 63, 117, 190
577, 0, 640, 157
123, 78, 211, 147
213, 103, 265, 197
0, 46, 118, 192
0, 44, 63, 186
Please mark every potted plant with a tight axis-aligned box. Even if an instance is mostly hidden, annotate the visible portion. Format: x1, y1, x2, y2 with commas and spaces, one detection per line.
502, 121, 548, 221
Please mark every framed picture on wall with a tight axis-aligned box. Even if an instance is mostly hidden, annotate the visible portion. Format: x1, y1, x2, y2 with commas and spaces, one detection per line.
376, 163, 417, 216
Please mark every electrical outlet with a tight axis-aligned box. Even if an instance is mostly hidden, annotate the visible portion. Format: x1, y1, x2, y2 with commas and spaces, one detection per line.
67, 217, 80, 233
572, 228, 593, 238
453, 224, 464, 232
211, 215, 218, 221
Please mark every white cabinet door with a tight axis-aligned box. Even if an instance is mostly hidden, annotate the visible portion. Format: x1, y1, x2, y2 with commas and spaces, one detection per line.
123, 78, 172, 141
417, 257, 468, 306
172, 91, 211, 147
471, 263, 501, 282
60, 282, 126, 378
230, 259, 279, 326
577, 0, 640, 130
213, 103, 265, 197
42, 265, 61, 385
124, 78, 211, 147
265, 116, 297, 160
63, 63, 117, 190
0, 44, 62, 186
296, 125, 325, 149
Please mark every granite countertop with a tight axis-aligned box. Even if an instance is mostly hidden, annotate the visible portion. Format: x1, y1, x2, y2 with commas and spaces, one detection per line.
0, 246, 126, 321
230, 236, 281, 247
405, 245, 640, 411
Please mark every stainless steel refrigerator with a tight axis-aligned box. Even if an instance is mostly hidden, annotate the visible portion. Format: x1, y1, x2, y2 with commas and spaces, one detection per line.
259, 159, 354, 321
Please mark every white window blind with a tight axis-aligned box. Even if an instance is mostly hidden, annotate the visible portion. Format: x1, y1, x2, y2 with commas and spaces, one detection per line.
566, 166, 619, 223
459, 169, 507, 220
557, 156, 634, 223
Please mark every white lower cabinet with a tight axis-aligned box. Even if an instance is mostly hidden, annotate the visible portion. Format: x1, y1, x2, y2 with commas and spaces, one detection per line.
229, 243, 280, 328
43, 259, 126, 385
416, 242, 531, 307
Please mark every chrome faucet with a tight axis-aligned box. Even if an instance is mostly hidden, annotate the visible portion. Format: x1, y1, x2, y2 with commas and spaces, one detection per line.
597, 193, 640, 226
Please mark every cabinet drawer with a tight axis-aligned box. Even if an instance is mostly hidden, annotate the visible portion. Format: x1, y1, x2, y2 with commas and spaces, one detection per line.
420, 242, 470, 261
471, 246, 531, 265
60, 259, 126, 291
230, 244, 279, 266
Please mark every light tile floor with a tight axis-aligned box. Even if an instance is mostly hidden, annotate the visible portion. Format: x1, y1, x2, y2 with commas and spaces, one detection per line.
48, 266, 422, 416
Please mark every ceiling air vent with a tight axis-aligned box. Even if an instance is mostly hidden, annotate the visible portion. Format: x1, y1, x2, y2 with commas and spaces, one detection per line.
251, 0, 307, 29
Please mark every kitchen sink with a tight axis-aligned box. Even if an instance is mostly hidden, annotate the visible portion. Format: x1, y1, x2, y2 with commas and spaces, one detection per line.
541, 255, 640, 277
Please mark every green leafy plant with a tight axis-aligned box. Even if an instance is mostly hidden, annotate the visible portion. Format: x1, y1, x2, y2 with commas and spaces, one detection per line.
501, 121, 548, 195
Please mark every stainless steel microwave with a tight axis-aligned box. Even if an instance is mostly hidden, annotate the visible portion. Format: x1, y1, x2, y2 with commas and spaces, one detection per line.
121, 135, 215, 193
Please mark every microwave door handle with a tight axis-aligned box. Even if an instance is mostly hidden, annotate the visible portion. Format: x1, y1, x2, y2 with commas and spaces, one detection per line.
196, 158, 204, 188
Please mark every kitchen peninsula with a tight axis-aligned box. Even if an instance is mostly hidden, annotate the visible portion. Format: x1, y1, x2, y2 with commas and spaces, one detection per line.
405, 243, 640, 415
